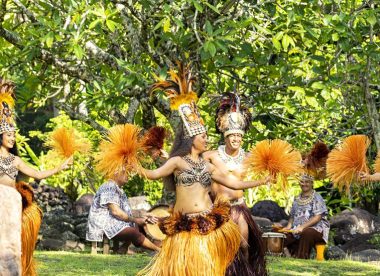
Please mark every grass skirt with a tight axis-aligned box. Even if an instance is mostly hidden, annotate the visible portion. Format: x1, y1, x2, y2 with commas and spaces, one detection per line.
16, 182, 43, 276
138, 198, 240, 276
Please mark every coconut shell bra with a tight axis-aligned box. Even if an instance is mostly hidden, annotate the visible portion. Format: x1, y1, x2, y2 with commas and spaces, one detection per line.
175, 156, 212, 188
0, 153, 18, 180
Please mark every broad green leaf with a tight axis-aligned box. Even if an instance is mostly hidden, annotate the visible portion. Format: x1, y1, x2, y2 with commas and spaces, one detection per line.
45, 32, 54, 48
332, 33, 339, 41
163, 18, 171, 33
367, 14, 377, 26
205, 20, 213, 35
282, 34, 291, 51
272, 37, 281, 51
204, 2, 220, 14
106, 19, 117, 32
89, 19, 102, 29
192, 0, 203, 12
73, 44, 84, 59
305, 96, 319, 109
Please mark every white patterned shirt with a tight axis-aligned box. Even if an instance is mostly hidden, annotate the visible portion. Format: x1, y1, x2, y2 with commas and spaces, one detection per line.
86, 180, 134, 241
290, 192, 330, 243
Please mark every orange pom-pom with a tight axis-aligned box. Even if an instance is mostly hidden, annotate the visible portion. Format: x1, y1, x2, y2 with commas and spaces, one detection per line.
326, 135, 370, 192
243, 139, 302, 189
96, 124, 147, 178
46, 127, 90, 158
374, 151, 380, 173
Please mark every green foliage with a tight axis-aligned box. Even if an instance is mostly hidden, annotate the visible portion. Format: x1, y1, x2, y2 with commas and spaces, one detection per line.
29, 112, 104, 201
369, 233, 380, 250
1, 0, 380, 211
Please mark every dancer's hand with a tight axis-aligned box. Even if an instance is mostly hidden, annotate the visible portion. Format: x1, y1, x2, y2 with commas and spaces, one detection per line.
145, 215, 159, 224
358, 171, 371, 181
59, 156, 73, 172
159, 149, 169, 159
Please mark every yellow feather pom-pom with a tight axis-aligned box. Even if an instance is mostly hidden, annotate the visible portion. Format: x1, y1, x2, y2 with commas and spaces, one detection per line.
95, 124, 147, 178
243, 139, 302, 189
46, 127, 90, 158
326, 135, 370, 192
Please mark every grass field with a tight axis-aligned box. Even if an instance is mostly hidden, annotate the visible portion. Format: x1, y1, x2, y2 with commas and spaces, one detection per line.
35, 251, 380, 276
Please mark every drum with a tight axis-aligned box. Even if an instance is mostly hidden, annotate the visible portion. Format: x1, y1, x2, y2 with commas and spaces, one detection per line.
262, 232, 286, 256
144, 205, 170, 242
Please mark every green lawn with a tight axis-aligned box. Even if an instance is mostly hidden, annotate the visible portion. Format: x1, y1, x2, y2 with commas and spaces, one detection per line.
35, 251, 380, 276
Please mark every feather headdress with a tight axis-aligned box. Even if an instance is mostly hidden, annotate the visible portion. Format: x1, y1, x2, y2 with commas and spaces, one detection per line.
215, 92, 252, 137
151, 62, 205, 138
243, 139, 302, 189
326, 135, 370, 192
303, 141, 330, 179
151, 62, 197, 110
0, 77, 16, 133
96, 124, 147, 178
45, 127, 91, 158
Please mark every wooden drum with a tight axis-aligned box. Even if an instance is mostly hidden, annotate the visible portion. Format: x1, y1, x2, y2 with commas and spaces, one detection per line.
262, 232, 286, 256
143, 205, 170, 242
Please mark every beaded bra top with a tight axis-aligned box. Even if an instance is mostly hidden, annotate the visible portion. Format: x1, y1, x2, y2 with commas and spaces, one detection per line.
0, 153, 18, 180
175, 156, 212, 188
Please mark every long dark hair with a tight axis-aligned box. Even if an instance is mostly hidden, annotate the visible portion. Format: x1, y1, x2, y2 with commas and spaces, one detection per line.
0, 132, 19, 156
163, 125, 195, 191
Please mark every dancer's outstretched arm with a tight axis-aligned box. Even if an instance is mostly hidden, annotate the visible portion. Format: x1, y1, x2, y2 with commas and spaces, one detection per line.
15, 156, 73, 180
209, 163, 271, 190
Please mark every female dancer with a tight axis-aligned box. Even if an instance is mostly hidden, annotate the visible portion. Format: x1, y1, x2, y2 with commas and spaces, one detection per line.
137, 125, 269, 275
0, 78, 71, 276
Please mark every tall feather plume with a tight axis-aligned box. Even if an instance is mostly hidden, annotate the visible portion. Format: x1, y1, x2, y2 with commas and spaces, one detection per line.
0, 78, 16, 124
243, 139, 302, 189
96, 124, 147, 178
46, 127, 91, 158
214, 92, 252, 134
374, 151, 380, 173
150, 62, 198, 110
326, 135, 370, 192
303, 141, 330, 179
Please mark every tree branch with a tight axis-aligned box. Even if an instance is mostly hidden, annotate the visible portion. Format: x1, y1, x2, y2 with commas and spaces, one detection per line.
55, 102, 107, 134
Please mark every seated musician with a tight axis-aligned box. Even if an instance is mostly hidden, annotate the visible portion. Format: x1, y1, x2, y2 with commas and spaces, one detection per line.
86, 170, 160, 254
281, 174, 330, 259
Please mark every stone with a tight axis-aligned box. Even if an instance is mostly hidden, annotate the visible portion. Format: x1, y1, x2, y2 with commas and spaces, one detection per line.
340, 233, 379, 253
251, 200, 288, 222
61, 231, 80, 241
252, 216, 273, 232
40, 238, 65, 250
326, 246, 346, 260
351, 249, 380, 262
330, 208, 380, 245
74, 222, 88, 241
64, 240, 85, 251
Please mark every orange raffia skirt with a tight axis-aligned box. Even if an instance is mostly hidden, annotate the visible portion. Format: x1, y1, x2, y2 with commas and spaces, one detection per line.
138, 197, 240, 276
16, 182, 43, 276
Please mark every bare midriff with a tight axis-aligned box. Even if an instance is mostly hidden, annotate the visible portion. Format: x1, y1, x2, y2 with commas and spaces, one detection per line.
0, 175, 16, 188
174, 183, 212, 214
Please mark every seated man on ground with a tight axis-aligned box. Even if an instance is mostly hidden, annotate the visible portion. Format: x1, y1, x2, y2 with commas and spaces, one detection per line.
86, 170, 160, 254
281, 174, 330, 259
